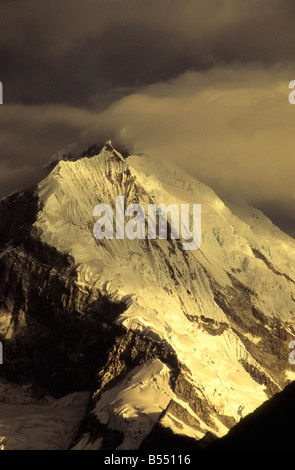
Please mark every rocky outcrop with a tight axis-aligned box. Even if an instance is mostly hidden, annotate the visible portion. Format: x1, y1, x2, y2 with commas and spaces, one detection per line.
0, 204, 127, 396
0, 143, 295, 450
207, 379, 295, 450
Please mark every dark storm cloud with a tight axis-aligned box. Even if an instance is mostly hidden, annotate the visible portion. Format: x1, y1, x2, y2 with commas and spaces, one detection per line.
1, 0, 295, 106
0, 103, 101, 195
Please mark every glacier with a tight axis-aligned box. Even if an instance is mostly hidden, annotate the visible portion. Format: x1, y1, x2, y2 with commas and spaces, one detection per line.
0, 141, 294, 449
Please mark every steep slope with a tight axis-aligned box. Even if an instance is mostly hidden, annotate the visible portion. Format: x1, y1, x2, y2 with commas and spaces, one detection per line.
0, 142, 294, 450
206, 378, 295, 450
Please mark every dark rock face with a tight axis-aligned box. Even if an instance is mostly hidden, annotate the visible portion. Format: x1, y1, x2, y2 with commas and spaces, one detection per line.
0, 189, 40, 247
206, 379, 295, 450
139, 421, 217, 451
141, 375, 295, 451
0, 190, 128, 397
70, 331, 182, 447
171, 372, 236, 430
203, 267, 295, 396
0, 249, 127, 396
71, 413, 125, 450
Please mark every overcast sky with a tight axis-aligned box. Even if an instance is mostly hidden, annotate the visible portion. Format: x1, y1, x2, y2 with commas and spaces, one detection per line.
0, 0, 295, 236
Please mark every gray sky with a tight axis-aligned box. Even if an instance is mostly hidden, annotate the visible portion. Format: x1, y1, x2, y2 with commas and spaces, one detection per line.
0, 0, 295, 236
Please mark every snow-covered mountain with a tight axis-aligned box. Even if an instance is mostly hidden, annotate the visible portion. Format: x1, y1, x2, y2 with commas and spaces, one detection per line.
0, 142, 294, 450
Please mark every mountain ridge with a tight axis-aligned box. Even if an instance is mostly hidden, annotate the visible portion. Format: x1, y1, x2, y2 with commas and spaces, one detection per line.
0, 142, 294, 449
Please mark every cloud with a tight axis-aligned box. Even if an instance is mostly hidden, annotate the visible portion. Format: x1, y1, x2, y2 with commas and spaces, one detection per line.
1, 63, 294, 235
76, 63, 295, 237
0, 103, 100, 194
84, 64, 295, 208
1, 0, 295, 106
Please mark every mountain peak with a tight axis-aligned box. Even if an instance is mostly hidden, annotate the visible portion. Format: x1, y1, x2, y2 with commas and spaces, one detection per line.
101, 140, 125, 162
0, 145, 295, 450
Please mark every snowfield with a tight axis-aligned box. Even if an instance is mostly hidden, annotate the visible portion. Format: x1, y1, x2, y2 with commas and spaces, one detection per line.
0, 383, 89, 450
0, 142, 295, 449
